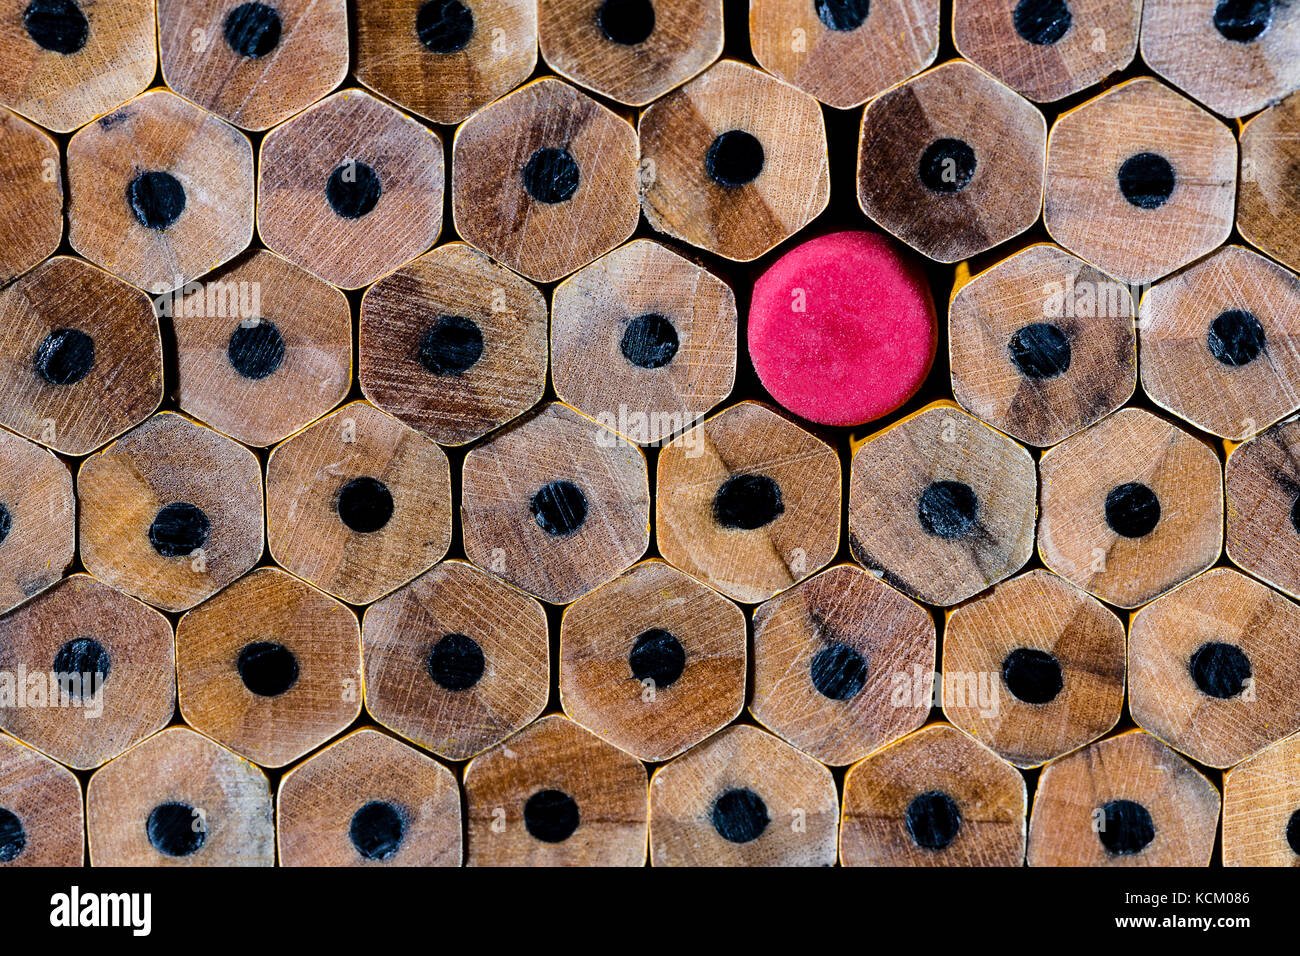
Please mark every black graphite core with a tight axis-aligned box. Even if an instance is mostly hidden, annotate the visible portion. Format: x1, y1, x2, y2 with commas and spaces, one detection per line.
706, 130, 765, 188
530, 480, 588, 537
1118, 153, 1176, 210
1207, 309, 1266, 367
815, 0, 870, 31
1104, 482, 1160, 539
919, 138, 977, 194
23, 0, 87, 55
713, 474, 784, 530
416, 0, 475, 54
0, 808, 24, 862
711, 788, 770, 844
1009, 322, 1071, 379
128, 171, 186, 231
1001, 648, 1064, 705
906, 791, 962, 850
1287, 808, 1300, 856
620, 313, 680, 369
326, 162, 382, 219
33, 328, 94, 386
1189, 642, 1252, 699
597, 0, 655, 45
628, 628, 686, 688
0, 503, 10, 548
521, 148, 580, 204
1013, 0, 1072, 45
237, 641, 299, 697
1097, 799, 1155, 856
149, 502, 211, 558
350, 801, 406, 861
147, 802, 206, 857
917, 480, 980, 539
224, 2, 281, 58
418, 314, 484, 376
1214, 0, 1272, 42
809, 643, 868, 700
337, 477, 394, 534
52, 637, 111, 698
523, 789, 580, 843
427, 632, 485, 691
227, 320, 286, 380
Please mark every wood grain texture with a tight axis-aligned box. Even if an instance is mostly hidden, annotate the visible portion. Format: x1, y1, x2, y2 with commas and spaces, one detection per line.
1044, 77, 1237, 284
840, 722, 1026, 866
1038, 407, 1223, 608
87, 726, 274, 866
639, 58, 829, 261
266, 401, 453, 606
1225, 416, 1300, 598
0, 108, 62, 284
750, 563, 936, 766
277, 728, 461, 867
0, 428, 75, 616
857, 59, 1045, 263
0, 732, 83, 866
0, 255, 162, 456
359, 242, 548, 447
362, 559, 549, 761
258, 88, 444, 290
1027, 730, 1221, 866
942, 569, 1125, 768
949, 242, 1136, 447
649, 724, 838, 866
67, 89, 255, 294
0, 574, 174, 770
559, 558, 746, 762
1238, 91, 1300, 275
452, 77, 639, 283
848, 401, 1037, 606
550, 238, 737, 446
657, 400, 840, 603
1222, 731, 1300, 866
78, 412, 264, 612
464, 714, 648, 866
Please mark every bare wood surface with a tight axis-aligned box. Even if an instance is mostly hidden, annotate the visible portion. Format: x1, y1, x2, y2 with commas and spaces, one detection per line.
1226, 416, 1300, 598
0, 732, 83, 867
0, 428, 75, 616
1238, 91, 1300, 274
1222, 731, 1300, 866
0, 108, 61, 284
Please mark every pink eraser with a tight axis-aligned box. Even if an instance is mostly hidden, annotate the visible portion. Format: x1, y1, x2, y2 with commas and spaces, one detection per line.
748, 230, 938, 427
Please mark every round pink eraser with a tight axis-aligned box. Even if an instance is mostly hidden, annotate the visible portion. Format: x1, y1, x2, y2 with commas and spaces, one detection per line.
748, 230, 938, 427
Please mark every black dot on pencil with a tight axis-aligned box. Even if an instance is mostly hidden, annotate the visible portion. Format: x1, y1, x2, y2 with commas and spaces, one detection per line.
22, 0, 87, 55
1188, 641, 1252, 699
628, 628, 686, 688
809, 643, 868, 700
33, 328, 95, 386
227, 320, 286, 380
597, 0, 655, 45
1008, 322, 1071, 379
711, 788, 770, 844
149, 502, 211, 557
223, 2, 282, 59
1287, 808, 1300, 856
127, 171, 187, 231
147, 802, 206, 857
349, 801, 406, 861
1001, 648, 1064, 704
529, 480, 588, 537
1096, 799, 1155, 855
815, 0, 871, 32
52, 637, 111, 697
906, 791, 962, 850
917, 480, 980, 539
1117, 152, 1175, 209
336, 476, 395, 534
0, 503, 10, 547
418, 314, 484, 376
1213, 0, 1272, 43
919, 138, 977, 194
236, 641, 300, 697
620, 313, 679, 369
0, 808, 25, 863
713, 473, 784, 530
326, 162, 382, 220
521, 148, 581, 204
416, 0, 475, 54
1104, 481, 1160, 538
524, 789, 581, 843
706, 130, 765, 188
1013, 0, 1073, 45
1207, 309, 1266, 367
427, 632, 485, 691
